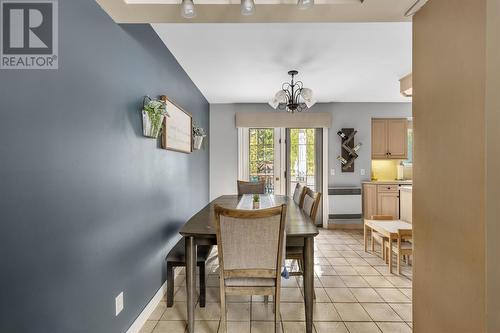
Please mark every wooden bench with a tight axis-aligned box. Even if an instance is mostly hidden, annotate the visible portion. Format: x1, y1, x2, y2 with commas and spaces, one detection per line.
166, 239, 213, 308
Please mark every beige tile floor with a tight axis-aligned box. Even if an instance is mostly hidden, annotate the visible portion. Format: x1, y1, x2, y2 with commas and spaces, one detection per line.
139, 229, 413, 333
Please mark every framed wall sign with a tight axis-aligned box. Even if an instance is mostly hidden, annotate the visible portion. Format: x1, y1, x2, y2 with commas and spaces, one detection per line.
161, 95, 192, 154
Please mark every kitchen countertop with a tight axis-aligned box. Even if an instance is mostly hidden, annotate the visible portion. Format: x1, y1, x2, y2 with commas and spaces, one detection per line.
399, 185, 413, 192
362, 180, 413, 185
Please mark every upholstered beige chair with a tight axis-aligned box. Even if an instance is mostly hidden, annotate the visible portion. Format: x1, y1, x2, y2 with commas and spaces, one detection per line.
301, 188, 321, 222
237, 180, 266, 195
385, 229, 413, 275
292, 183, 307, 208
214, 204, 287, 333
370, 215, 393, 260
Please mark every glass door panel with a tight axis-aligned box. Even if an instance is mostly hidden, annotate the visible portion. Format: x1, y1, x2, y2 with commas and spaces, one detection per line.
288, 128, 316, 196
249, 128, 277, 194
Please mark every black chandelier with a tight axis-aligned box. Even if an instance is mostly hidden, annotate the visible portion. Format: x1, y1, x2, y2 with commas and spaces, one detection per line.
268, 70, 316, 113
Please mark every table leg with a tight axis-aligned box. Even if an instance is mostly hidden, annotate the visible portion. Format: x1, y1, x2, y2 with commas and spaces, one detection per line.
388, 238, 393, 274
303, 237, 314, 333
185, 236, 197, 333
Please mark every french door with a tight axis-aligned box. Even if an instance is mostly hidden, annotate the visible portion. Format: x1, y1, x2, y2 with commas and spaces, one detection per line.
238, 126, 329, 227
239, 127, 320, 197
287, 128, 318, 196
238, 128, 285, 195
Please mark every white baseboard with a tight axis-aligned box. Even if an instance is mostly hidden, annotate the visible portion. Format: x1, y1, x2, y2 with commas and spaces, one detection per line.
125, 280, 168, 333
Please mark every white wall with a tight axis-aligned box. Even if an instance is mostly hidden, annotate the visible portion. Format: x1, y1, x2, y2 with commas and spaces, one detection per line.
209, 102, 412, 200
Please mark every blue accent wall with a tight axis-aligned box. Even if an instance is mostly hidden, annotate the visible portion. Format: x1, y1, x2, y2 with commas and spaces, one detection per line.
0, 1, 209, 332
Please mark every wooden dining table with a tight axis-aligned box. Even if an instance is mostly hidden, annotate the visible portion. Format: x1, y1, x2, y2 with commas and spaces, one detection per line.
180, 194, 319, 333
363, 219, 412, 273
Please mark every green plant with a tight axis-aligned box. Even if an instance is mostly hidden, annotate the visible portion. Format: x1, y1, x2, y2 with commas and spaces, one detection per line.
253, 194, 260, 202
142, 96, 169, 137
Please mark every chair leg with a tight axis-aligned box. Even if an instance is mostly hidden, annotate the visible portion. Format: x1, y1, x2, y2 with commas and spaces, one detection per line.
397, 251, 401, 275
381, 240, 385, 260
219, 283, 227, 333
297, 259, 304, 273
166, 262, 174, 307
371, 234, 375, 252
274, 288, 280, 333
199, 262, 206, 308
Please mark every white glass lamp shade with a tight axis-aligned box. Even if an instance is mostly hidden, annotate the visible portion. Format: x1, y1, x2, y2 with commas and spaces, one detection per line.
181, 0, 196, 19
300, 88, 316, 108
297, 0, 314, 9
269, 90, 287, 109
241, 0, 255, 16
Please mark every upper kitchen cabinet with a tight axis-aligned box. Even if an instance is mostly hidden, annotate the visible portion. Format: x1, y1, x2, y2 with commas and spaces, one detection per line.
371, 118, 408, 159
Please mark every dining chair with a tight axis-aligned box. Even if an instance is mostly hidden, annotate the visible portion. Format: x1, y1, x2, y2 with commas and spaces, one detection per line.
385, 228, 413, 275
370, 215, 394, 260
292, 183, 307, 208
214, 204, 287, 333
237, 180, 266, 195
286, 188, 321, 297
302, 188, 322, 222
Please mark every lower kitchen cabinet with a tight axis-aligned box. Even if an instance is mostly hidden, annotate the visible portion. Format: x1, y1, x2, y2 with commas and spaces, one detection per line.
377, 191, 400, 218
363, 184, 378, 219
363, 183, 401, 219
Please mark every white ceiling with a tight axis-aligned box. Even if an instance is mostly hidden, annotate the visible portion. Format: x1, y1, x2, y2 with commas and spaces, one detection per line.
152, 23, 412, 103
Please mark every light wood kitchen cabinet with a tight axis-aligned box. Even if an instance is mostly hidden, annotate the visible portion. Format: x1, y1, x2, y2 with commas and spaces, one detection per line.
362, 184, 378, 219
377, 191, 400, 218
371, 118, 408, 159
363, 183, 401, 219
371, 119, 388, 159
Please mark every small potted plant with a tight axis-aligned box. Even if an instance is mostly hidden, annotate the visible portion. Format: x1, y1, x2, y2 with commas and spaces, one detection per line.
142, 96, 169, 138
253, 194, 260, 209
192, 122, 207, 150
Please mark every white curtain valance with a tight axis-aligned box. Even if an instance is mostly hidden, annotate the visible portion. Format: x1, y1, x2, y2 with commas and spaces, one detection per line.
235, 112, 332, 128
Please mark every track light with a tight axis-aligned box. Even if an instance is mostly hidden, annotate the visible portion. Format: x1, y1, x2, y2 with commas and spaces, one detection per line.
181, 0, 196, 19
241, 0, 256, 16
297, 0, 314, 10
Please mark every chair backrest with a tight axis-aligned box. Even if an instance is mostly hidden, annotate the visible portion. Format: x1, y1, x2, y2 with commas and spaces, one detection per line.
302, 188, 322, 221
214, 204, 287, 280
237, 180, 265, 195
292, 183, 307, 208
371, 215, 394, 220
